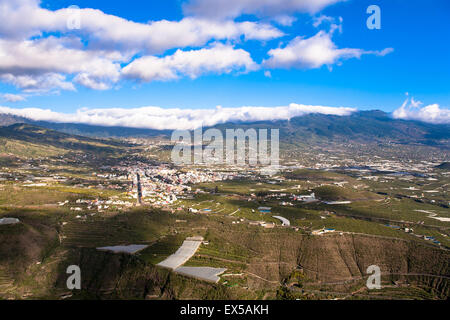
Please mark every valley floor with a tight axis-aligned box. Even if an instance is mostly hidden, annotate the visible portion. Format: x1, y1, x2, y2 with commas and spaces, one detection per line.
0, 132, 448, 300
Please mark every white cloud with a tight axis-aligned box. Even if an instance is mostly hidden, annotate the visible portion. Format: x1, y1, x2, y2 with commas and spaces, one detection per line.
0, 73, 75, 93
0, 0, 283, 92
393, 98, 450, 124
0, 103, 356, 130
0, 0, 282, 51
0, 37, 124, 91
184, 0, 345, 19
0, 0, 394, 94
122, 43, 258, 82
1, 93, 26, 102
273, 15, 297, 26
0, 37, 123, 78
264, 31, 393, 69
312, 15, 335, 28
72, 16, 283, 53
74, 73, 113, 91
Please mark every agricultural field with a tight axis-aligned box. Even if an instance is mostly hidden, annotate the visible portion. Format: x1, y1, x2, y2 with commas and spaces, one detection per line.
0, 125, 448, 300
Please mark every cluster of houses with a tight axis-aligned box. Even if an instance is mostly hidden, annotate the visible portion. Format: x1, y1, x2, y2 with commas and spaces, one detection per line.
62, 197, 134, 212
293, 193, 317, 202
385, 224, 442, 246
247, 220, 275, 229
126, 165, 236, 206
311, 228, 336, 235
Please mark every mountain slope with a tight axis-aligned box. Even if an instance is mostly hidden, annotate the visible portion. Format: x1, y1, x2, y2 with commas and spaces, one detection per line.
0, 113, 169, 138
0, 123, 131, 159
213, 111, 450, 147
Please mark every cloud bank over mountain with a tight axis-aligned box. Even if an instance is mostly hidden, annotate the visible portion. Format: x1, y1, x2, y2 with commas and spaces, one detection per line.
0, 104, 356, 130
2, 96, 448, 130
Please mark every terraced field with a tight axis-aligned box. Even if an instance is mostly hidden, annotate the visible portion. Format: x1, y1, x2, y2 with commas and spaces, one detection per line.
0, 268, 15, 298
60, 210, 174, 248
0, 123, 448, 300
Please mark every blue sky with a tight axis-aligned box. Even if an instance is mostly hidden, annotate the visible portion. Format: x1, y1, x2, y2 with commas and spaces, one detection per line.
0, 0, 448, 129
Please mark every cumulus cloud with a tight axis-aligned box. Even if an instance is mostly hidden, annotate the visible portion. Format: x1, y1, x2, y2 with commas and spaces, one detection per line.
0, 38, 123, 77
0, 73, 75, 93
122, 43, 258, 82
263, 31, 393, 69
312, 15, 335, 28
0, 103, 356, 130
0, 37, 125, 91
0, 0, 282, 51
0, 0, 393, 94
0, 0, 283, 92
273, 15, 297, 26
1, 93, 26, 102
393, 98, 450, 124
184, 0, 345, 19
74, 73, 113, 91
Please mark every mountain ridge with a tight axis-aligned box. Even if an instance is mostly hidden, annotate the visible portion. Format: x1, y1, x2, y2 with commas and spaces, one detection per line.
0, 111, 449, 148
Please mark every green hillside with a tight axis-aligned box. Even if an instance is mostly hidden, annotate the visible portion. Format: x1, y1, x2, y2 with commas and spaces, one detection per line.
0, 138, 67, 158
0, 123, 131, 159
